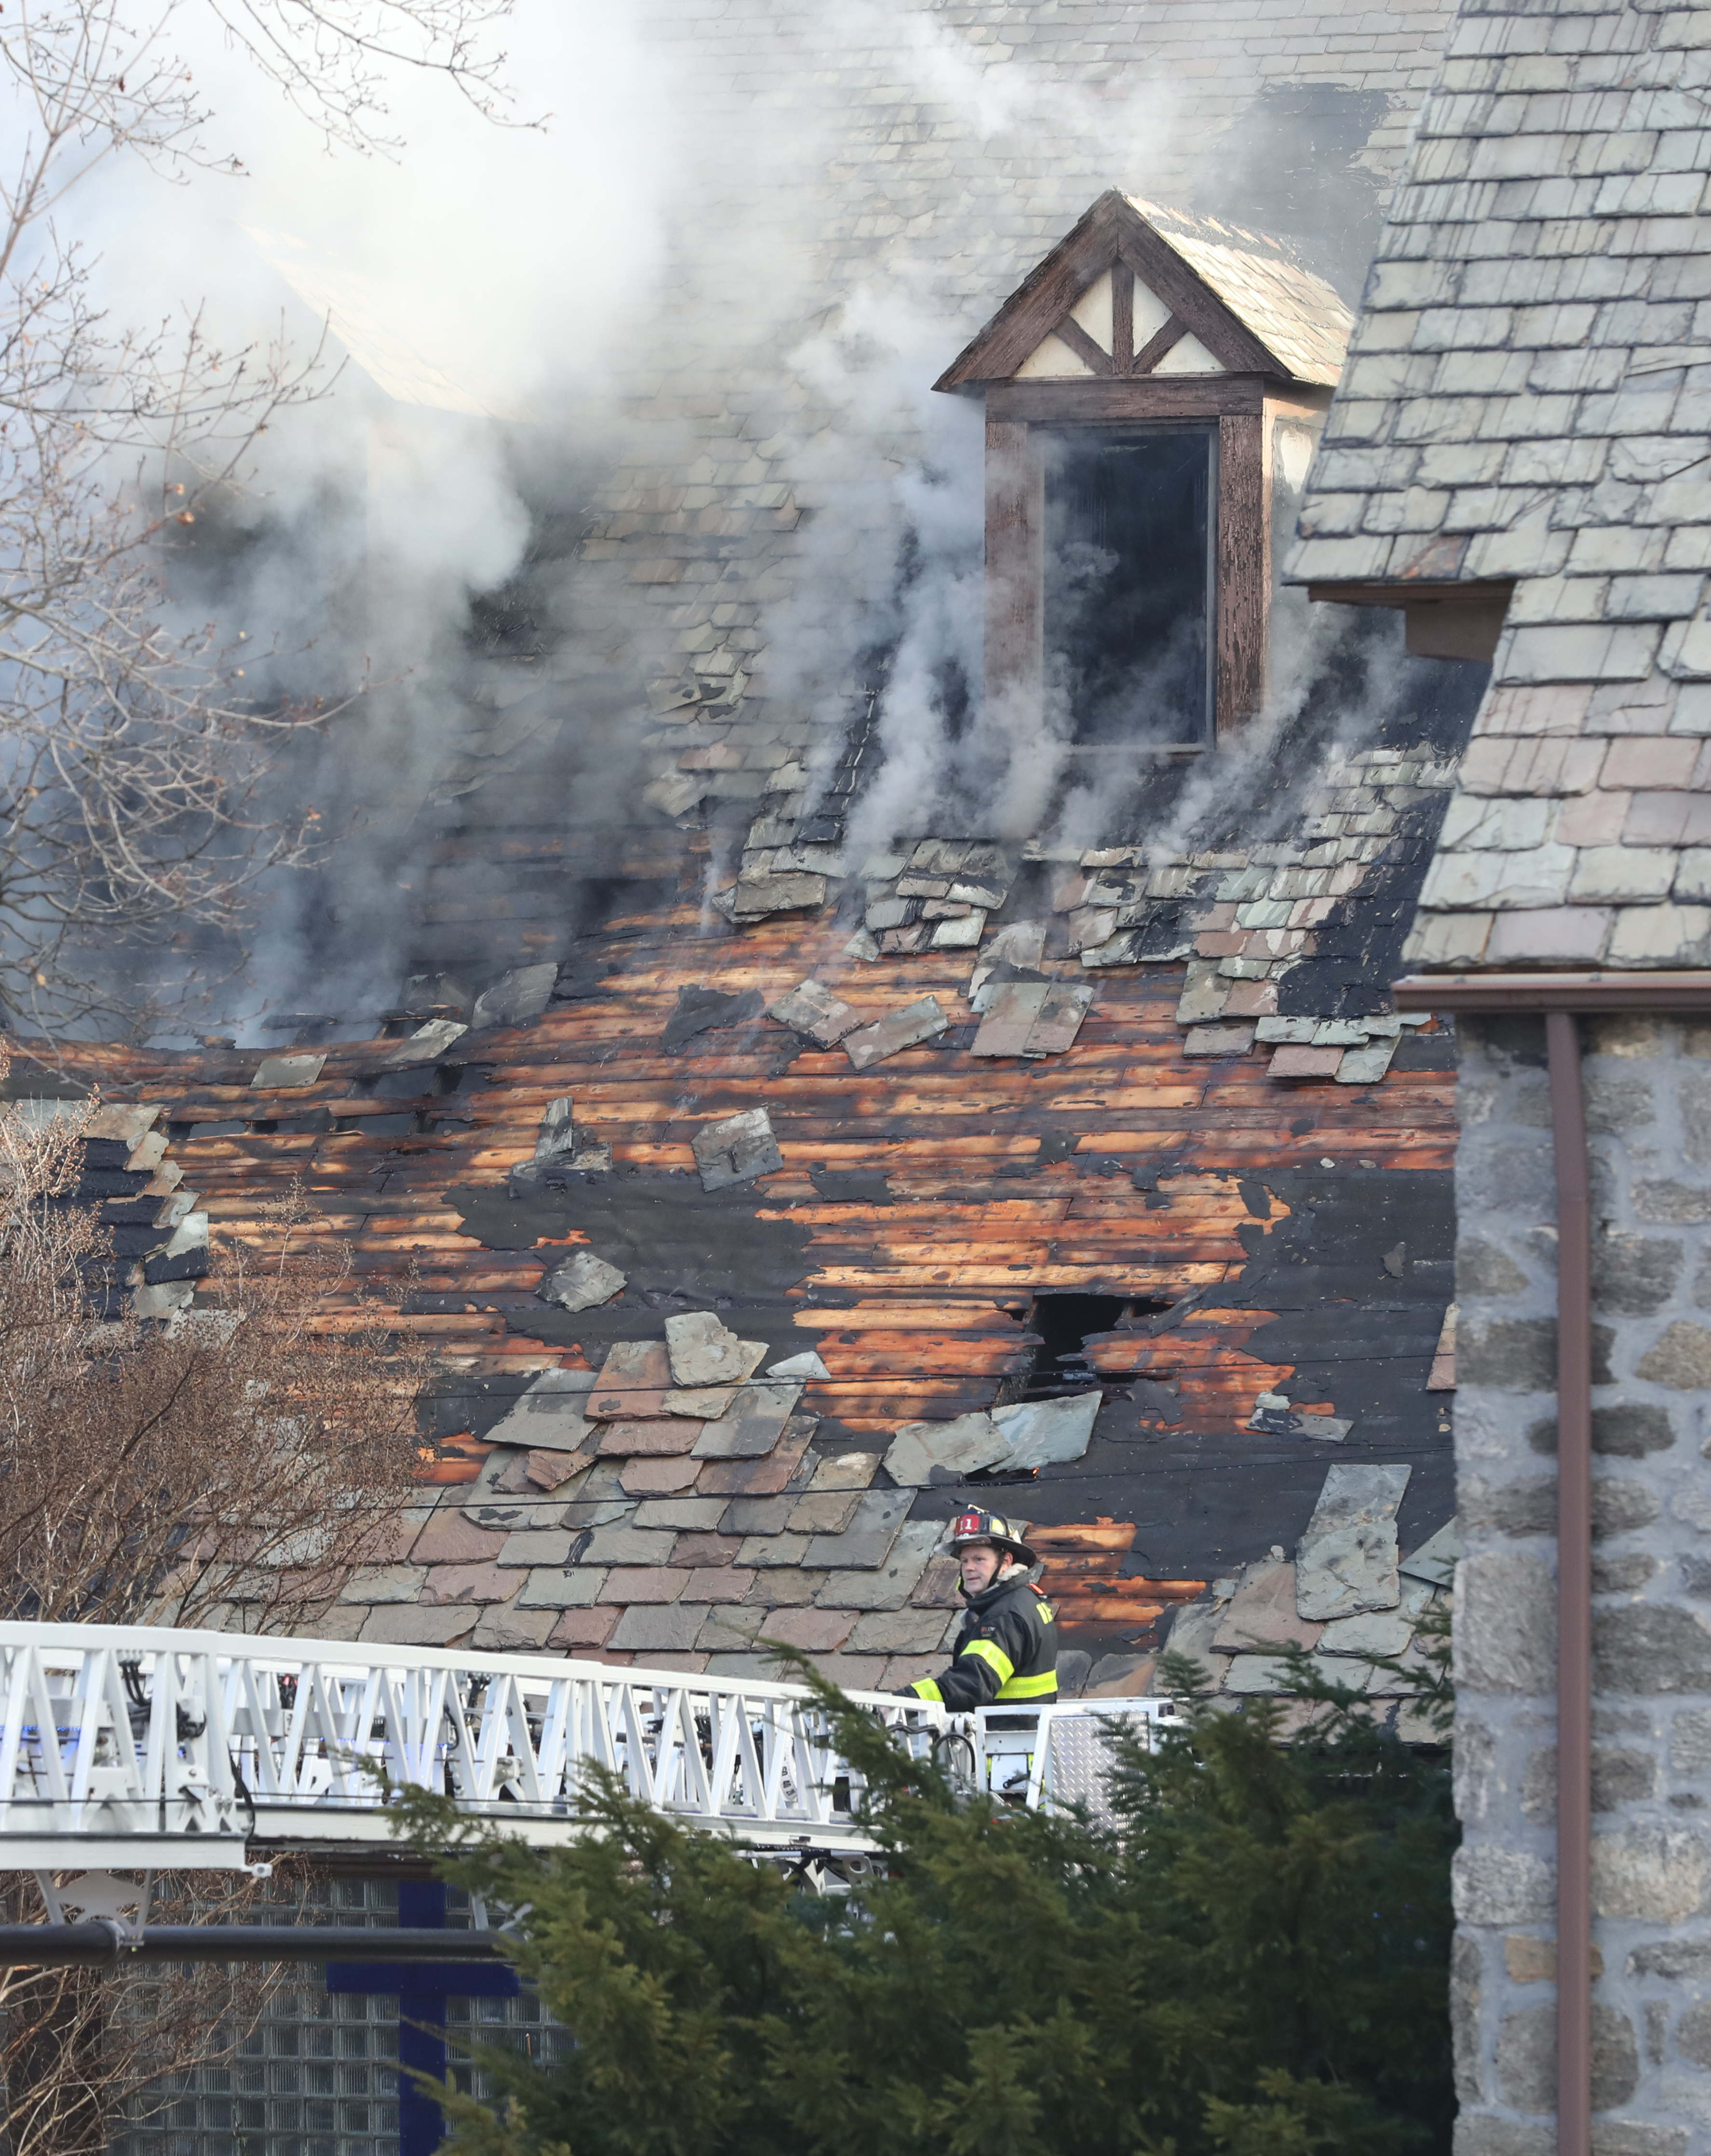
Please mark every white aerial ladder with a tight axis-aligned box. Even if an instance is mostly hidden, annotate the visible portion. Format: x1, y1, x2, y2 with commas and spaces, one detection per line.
0, 1621, 1184, 1961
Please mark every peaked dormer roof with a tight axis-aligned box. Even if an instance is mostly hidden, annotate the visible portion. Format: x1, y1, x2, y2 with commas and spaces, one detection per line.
935, 191, 1353, 393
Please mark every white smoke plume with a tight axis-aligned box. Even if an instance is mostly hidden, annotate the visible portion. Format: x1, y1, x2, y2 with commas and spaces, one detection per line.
40, 0, 1401, 1035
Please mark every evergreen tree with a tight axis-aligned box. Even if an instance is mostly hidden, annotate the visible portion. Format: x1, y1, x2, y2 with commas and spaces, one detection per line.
392, 1653, 1455, 2156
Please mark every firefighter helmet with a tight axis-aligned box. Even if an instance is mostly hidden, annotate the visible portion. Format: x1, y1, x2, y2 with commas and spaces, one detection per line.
944, 1508, 1039, 1568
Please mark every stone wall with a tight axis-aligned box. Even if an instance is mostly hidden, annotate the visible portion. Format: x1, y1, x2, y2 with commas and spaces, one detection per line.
1454, 1011, 1711, 2155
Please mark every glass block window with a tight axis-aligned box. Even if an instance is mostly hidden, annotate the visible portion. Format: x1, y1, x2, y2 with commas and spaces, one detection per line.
116, 1876, 568, 2156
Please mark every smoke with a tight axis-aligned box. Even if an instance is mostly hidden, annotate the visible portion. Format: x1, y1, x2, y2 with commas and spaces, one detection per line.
44, 0, 1404, 1036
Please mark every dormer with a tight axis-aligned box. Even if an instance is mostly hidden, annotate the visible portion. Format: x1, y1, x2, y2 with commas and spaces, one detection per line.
937, 192, 1353, 750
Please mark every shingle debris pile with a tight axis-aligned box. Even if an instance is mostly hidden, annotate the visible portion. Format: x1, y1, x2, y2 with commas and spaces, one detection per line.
690, 739, 1461, 1084
1159, 1464, 1455, 1731
23, 1102, 206, 1322
335, 1305, 1102, 1687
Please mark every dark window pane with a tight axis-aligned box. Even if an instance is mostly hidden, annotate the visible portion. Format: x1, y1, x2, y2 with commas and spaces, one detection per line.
1043, 429, 1213, 746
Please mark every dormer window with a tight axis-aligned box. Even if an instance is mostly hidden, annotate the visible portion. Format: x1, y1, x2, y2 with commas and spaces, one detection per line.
1044, 427, 1214, 746
937, 193, 1351, 752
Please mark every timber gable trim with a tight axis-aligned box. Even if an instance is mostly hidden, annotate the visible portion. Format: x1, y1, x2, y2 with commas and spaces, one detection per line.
935, 191, 1349, 393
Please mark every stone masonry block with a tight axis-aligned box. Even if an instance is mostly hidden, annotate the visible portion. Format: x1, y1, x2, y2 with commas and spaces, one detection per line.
1457, 1551, 1557, 1694
1592, 1824, 1711, 1922
1495, 2002, 1637, 2114
1595, 1604, 1711, 1693
1636, 1322, 1711, 1387
1453, 1843, 1557, 1925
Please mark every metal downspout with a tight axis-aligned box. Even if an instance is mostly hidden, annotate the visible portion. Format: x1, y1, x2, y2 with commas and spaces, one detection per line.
1394, 973, 1675, 2156
1548, 1010, 1592, 2156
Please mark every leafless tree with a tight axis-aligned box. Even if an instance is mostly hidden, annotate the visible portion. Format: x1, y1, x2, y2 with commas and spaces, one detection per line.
0, 0, 522, 1037
0, 1863, 311, 2156
0, 1080, 429, 1630
0, 1066, 429, 2153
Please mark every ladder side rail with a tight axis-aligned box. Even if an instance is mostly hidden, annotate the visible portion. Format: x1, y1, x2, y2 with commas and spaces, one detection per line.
246, 1656, 293, 1797
704, 1690, 753, 1822
614, 1683, 659, 1809
333, 1663, 385, 1804
786, 1699, 831, 1829
490, 1672, 548, 1810
62, 1647, 102, 1818
0, 1647, 37, 1829
374, 1665, 417, 1796
187, 1647, 238, 1809
137, 1647, 174, 1820
668, 1685, 713, 1821
468, 1669, 511, 1803
220, 1654, 266, 1801
532, 1672, 575, 1813
440, 1669, 483, 1804
11, 1648, 71, 1818
653, 1686, 691, 1817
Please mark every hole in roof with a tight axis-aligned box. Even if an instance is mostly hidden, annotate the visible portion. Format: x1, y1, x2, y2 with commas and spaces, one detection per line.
1022, 1293, 1173, 1401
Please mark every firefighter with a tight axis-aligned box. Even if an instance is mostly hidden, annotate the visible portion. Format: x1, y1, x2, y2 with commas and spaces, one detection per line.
900, 1509, 1058, 1709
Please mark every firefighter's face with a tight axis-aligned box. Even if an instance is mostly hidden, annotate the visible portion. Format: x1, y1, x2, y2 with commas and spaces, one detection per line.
959, 1542, 1002, 1592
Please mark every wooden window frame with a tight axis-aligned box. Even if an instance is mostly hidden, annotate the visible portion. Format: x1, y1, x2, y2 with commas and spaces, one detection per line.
982, 376, 1333, 747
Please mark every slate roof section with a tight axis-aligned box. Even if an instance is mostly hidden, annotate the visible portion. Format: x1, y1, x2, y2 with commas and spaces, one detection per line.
1128, 199, 1355, 386
1286, 0, 1711, 968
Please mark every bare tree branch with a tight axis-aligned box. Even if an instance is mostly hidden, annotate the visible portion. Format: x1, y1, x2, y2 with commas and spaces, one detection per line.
0, 0, 521, 1035
0, 1063, 429, 1632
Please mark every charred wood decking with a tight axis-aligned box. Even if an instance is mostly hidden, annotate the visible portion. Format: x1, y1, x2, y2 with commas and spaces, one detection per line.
36, 897, 1455, 1674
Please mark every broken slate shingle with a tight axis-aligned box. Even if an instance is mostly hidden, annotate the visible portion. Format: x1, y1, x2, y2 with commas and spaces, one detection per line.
691, 1107, 783, 1191
691, 1380, 803, 1460
814, 1520, 943, 1610
970, 922, 1047, 1010
539, 1250, 627, 1312
481, 1370, 599, 1453
731, 872, 827, 920
767, 1349, 830, 1379
588, 1341, 673, 1419
661, 984, 766, 1053
384, 1018, 468, 1066
512, 1096, 581, 1188
694, 1420, 814, 1496
251, 1053, 325, 1090
1294, 1464, 1411, 1621
1248, 1392, 1351, 1442
843, 997, 949, 1070
970, 982, 1050, 1058
1399, 1518, 1463, 1589
768, 979, 861, 1048
1317, 1608, 1413, 1657
665, 1310, 768, 1387
1211, 1558, 1323, 1653
470, 963, 557, 1032
807, 1450, 879, 1492
663, 1386, 737, 1419
802, 1488, 912, 1570
595, 1417, 703, 1458
85, 1104, 161, 1145
991, 1390, 1100, 1470
1024, 982, 1095, 1057
883, 1411, 1010, 1488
